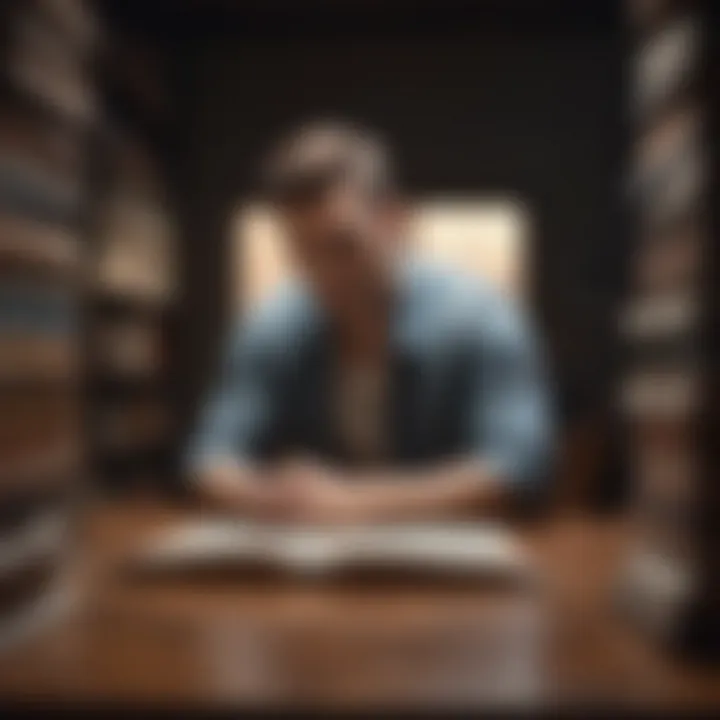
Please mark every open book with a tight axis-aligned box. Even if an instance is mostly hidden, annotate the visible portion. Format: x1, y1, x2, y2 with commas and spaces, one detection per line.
132, 519, 534, 585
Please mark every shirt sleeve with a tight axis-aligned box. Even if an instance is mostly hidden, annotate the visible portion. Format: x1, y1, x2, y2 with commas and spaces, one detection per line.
184, 313, 282, 476
466, 295, 554, 501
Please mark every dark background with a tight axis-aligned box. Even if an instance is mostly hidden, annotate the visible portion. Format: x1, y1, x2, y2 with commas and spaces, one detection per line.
100, 0, 629, 505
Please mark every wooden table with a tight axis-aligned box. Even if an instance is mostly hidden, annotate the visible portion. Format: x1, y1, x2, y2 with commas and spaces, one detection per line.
0, 501, 717, 710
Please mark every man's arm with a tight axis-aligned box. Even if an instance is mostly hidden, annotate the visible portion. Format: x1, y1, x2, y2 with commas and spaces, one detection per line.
184, 312, 284, 514
464, 293, 553, 509
352, 460, 510, 519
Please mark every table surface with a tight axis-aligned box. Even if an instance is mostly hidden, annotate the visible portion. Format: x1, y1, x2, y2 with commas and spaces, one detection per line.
0, 501, 717, 710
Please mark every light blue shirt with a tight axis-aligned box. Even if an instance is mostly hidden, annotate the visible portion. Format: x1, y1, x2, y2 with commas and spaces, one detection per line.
187, 261, 553, 502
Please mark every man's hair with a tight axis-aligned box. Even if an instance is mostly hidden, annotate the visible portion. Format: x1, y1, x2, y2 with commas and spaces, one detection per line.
261, 121, 396, 205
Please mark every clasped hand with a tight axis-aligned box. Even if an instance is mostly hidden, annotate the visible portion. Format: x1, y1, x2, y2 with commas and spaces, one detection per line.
244, 458, 364, 524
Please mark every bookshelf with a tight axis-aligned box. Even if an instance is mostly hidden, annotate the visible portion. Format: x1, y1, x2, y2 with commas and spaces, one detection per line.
619, 0, 716, 658
0, 0, 97, 646
89, 28, 179, 493
0, 0, 180, 645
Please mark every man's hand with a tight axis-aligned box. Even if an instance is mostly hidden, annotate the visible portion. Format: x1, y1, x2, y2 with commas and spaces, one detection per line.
197, 462, 286, 520
195, 458, 361, 522
273, 458, 363, 524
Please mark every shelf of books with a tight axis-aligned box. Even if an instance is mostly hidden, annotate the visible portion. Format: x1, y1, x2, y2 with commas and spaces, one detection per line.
0, 0, 98, 648
89, 28, 179, 494
618, 0, 716, 659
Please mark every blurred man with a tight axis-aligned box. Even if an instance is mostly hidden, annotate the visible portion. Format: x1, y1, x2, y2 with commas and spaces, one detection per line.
187, 122, 552, 523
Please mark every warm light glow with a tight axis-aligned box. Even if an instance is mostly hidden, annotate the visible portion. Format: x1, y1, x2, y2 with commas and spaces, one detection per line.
232, 198, 529, 312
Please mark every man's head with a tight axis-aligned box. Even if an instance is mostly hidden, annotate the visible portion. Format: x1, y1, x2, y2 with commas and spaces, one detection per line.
261, 121, 406, 318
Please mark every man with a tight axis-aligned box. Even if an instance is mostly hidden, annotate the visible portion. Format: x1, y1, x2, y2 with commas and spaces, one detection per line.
187, 122, 552, 523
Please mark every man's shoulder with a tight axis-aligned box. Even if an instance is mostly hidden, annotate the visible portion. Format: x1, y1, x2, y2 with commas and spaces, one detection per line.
230, 281, 321, 356
404, 260, 516, 341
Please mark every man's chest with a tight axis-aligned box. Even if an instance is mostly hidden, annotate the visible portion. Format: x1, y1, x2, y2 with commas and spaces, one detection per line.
280, 348, 473, 463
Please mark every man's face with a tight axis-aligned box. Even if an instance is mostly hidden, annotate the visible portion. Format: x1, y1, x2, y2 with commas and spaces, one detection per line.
278, 184, 402, 317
